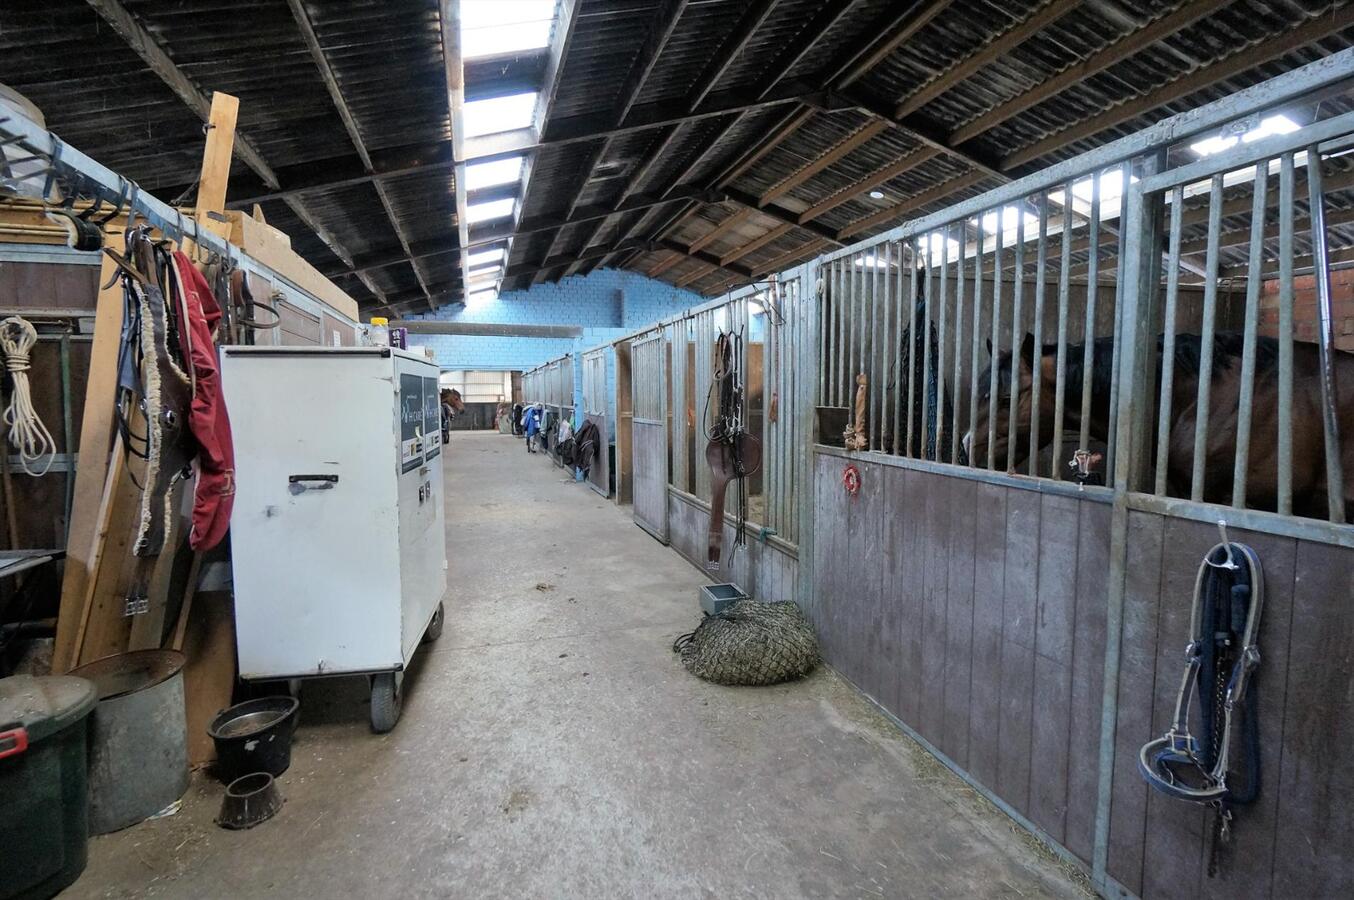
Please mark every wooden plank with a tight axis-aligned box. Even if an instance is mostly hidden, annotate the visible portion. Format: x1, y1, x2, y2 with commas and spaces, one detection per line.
896, 468, 926, 727
1064, 500, 1110, 864
1202, 528, 1296, 899
859, 460, 886, 704
997, 486, 1040, 814
1271, 539, 1354, 897
1140, 517, 1210, 900
74, 446, 143, 665
179, 590, 237, 766
53, 250, 125, 672
879, 465, 907, 716
919, 469, 949, 746
942, 477, 977, 766
966, 482, 1007, 790
195, 92, 239, 240
1029, 492, 1080, 843
1107, 510, 1165, 895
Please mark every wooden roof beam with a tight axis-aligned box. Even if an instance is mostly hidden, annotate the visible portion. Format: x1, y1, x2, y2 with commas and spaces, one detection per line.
759, 119, 889, 205
286, 0, 436, 309
794, 147, 939, 223
720, 222, 792, 267
686, 0, 781, 111
1002, 6, 1354, 170
687, 207, 752, 254
893, 0, 1083, 119
950, 0, 1233, 146
837, 170, 987, 240
827, 0, 954, 89
84, 0, 388, 306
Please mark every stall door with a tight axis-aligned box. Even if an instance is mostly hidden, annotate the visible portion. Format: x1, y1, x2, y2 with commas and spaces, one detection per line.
631, 331, 667, 542
582, 349, 610, 498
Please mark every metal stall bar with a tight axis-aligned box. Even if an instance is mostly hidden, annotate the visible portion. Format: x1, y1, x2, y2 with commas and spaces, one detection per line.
1050, 184, 1074, 479
1006, 212, 1026, 473
967, 224, 984, 467
1231, 162, 1270, 507
1153, 185, 1185, 496
1029, 196, 1049, 477
1306, 149, 1348, 523
1078, 173, 1102, 455
921, 235, 934, 460
988, 218, 1004, 470
1189, 174, 1225, 502
907, 239, 921, 457
952, 224, 967, 464
1277, 153, 1296, 516
937, 228, 950, 464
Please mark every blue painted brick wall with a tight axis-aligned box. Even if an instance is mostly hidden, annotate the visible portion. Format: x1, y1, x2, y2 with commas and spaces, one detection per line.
404, 268, 700, 371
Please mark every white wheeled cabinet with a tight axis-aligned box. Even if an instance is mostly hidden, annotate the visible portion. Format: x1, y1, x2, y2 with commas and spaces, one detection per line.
221, 346, 448, 732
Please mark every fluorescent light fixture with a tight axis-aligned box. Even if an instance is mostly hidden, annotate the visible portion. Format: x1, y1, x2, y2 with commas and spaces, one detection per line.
868, 190, 886, 200
461, 0, 555, 59
467, 247, 506, 266
464, 156, 524, 191
466, 197, 516, 224
981, 206, 1038, 235
1190, 114, 1300, 157
463, 92, 538, 138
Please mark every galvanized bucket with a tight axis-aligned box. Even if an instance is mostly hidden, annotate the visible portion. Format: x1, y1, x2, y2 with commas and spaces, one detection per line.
70, 650, 189, 834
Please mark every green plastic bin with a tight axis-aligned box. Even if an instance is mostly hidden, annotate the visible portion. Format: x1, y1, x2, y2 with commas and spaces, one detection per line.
0, 674, 98, 900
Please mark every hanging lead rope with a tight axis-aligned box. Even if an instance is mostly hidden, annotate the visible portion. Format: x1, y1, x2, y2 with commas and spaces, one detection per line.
0, 316, 56, 476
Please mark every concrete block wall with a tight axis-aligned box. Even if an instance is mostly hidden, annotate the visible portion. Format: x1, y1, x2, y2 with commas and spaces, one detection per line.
404, 268, 700, 370
1260, 267, 1354, 350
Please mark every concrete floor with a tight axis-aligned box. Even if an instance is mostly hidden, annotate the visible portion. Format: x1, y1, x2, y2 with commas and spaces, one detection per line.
69, 432, 1089, 899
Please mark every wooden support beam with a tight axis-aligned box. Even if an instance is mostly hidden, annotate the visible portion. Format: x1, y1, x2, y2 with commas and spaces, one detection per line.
675, 261, 715, 289
648, 250, 684, 278
837, 169, 988, 239
721, 222, 792, 267
287, 0, 435, 307
195, 92, 239, 240
687, 0, 780, 110
828, 0, 954, 89
756, 0, 858, 99
795, 147, 939, 223
715, 105, 815, 188
1001, 5, 1354, 170
893, 0, 1082, 118
950, 0, 1232, 146
687, 207, 751, 254
754, 237, 830, 277
759, 119, 889, 206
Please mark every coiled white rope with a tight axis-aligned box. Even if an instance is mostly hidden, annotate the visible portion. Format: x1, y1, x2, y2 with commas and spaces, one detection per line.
1, 316, 56, 476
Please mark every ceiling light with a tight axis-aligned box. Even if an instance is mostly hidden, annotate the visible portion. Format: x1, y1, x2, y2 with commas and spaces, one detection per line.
464, 156, 524, 191
461, 0, 555, 59
462, 92, 538, 138
1190, 114, 1300, 157
466, 197, 516, 224
868, 190, 886, 200
467, 247, 505, 266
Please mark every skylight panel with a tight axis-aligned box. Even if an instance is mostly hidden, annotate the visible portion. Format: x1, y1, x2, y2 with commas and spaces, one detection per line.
1190, 114, 1300, 157
981, 206, 1038, 235
464, 156, 524, 191
467, 247, 506, 266
466, 197, 516, 224
462, 93, 538, 138
461, 0, 556, 59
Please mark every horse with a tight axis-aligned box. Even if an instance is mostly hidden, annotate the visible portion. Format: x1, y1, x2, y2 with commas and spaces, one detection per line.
963, 332, 1354, 520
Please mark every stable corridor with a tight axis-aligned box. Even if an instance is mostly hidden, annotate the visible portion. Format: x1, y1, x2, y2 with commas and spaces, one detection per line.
68, 432, 1085, 899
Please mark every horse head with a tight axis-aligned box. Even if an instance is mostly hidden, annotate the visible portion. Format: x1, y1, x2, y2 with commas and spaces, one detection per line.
963, 333, 1055, 470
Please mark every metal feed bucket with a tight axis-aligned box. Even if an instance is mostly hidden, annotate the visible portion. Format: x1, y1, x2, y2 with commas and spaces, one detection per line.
70, 650, 189, 834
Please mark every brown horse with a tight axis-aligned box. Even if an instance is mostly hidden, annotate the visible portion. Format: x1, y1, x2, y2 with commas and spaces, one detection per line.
964, 332, 1354, 520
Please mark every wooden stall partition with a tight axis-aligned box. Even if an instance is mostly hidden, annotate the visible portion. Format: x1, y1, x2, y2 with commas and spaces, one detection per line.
630, 330, 667, 542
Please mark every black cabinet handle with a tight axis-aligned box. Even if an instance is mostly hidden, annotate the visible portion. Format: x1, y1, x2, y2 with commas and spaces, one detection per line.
288, 474, 339, 494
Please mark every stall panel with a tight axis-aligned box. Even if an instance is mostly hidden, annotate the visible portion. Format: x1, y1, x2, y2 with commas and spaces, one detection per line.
582, 348, 610, 497
632, 331, 667, 541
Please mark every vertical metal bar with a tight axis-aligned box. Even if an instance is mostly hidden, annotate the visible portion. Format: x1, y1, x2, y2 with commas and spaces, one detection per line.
1106, 160, 1132, 475
830, 261, 840, 407
921, 235, 935, 460
1189, 174, 1225, 503
1306, 149, 1347, 522
873, 248, 884, 451
937, 227, 950, 464
888, 241, 901, 455
987, 217, 1003, 470
1154, 185, 1185, 496
968, 221, 984, 467
1079, 172, 1102, 453
952, 226, 966, 464
1231, 161, 1270, 507
1277, 153, 1296, 516
1029, 197, 1049, 477
1051, 182, 1074, 479
906, 238, 921, 457
1006, 209, 1026, 472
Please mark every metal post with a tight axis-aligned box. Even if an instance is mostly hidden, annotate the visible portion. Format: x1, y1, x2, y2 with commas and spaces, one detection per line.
1306, 148, 1347, 522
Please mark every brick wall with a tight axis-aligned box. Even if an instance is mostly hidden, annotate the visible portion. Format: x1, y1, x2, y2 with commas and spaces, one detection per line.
1259, 267, 1354, 350
403, 267, 700, 370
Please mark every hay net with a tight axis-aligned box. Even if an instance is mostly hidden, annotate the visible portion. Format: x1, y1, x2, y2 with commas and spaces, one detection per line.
673, 600, 820, 686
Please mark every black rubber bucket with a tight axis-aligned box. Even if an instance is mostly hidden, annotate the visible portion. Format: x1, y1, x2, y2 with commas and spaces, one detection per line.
206, 696, 300, 782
